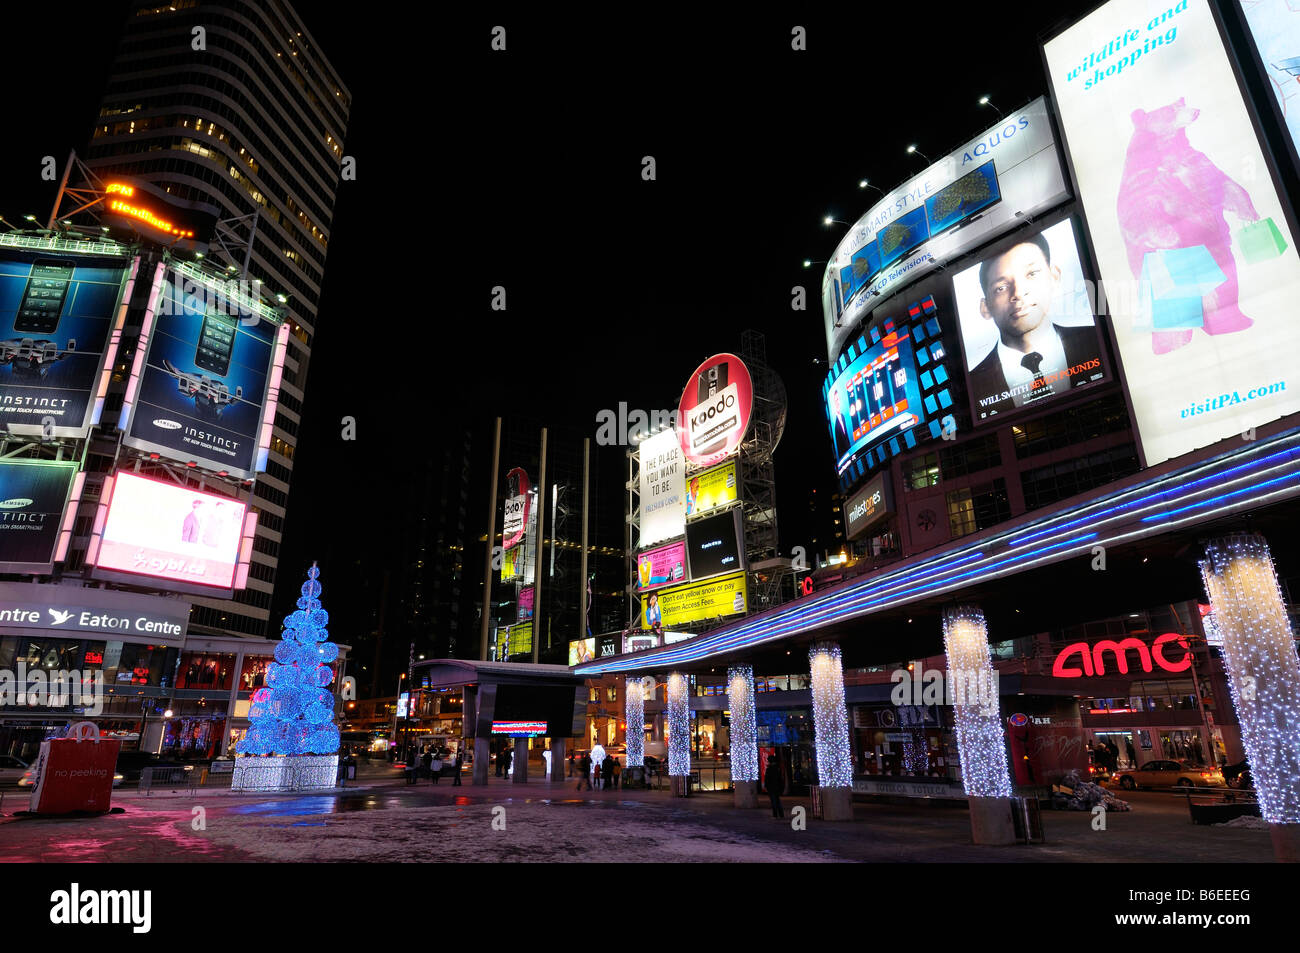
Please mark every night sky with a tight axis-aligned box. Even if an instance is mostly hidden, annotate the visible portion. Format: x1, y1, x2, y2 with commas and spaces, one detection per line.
4, 3, 1102, 635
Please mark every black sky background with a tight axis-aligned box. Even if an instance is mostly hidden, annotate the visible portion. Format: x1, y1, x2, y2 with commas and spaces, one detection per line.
3, 4, 1102, 638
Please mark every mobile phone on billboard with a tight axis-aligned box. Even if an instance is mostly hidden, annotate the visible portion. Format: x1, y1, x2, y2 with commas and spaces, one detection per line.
194, 310, 238, 376
14, 259, 74, 333
697, 362, 728, 403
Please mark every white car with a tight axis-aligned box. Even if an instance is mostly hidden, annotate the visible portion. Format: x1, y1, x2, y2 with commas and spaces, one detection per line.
0, 755, 30, 784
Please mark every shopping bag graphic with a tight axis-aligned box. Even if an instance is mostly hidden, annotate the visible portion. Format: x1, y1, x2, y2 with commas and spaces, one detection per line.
1137, 246, 1225, 331
1235, 218, 1287, 264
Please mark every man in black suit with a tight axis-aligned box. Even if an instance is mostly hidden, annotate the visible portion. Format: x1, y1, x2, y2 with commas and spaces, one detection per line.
966, 232, 1100, 419
828, 385, 851, 461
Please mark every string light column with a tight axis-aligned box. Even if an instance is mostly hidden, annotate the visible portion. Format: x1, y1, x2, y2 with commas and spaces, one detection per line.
666, 672, 691, 797
942, 605, 1016, 845
625, 676, 645, 787
1200, 534, 1300, 861
808, 642, 854, 820
727, 666, 759, 808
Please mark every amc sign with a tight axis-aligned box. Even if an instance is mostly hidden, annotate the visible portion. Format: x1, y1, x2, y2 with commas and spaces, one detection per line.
1051, 634, 1194, 679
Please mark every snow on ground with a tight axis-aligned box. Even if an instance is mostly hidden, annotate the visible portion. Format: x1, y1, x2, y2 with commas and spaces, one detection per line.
189, 799, 843, 863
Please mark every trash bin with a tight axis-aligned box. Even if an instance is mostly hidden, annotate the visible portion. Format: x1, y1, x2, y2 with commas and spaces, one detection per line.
346, 763, 357, 781
1010, 795, 1044, 843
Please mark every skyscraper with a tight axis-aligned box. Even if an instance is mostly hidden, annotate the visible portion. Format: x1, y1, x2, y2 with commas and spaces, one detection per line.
83, 0, 350, 638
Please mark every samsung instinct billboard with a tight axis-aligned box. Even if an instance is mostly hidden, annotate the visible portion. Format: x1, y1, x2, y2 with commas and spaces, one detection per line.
0, 245, 135, 438
821, 97, 1070, 361
0, 459, 79, 573
122, 267, 288, 478
1045, 0, 1300, 467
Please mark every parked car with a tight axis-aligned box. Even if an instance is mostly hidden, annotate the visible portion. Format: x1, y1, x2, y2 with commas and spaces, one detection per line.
113, 751, 195, 782
1222, 760, 1253, 790
1113, 760, 1225, 790
0, 755, 30, 785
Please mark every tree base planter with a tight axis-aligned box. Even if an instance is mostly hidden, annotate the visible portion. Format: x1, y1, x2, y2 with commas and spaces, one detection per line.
733, 779, 757, 809
232, 755, 340, 793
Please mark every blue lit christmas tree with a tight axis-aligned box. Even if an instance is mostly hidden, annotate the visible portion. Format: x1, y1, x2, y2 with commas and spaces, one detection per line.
238, 563, 340, 756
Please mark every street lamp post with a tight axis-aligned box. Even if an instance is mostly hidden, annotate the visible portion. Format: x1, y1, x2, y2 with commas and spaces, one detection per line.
906, 145, 931, 163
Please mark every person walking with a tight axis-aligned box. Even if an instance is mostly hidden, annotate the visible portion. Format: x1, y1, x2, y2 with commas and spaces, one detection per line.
568, 751, 576, 778
611, 757, 621, 790
420, 747, 432, 781
601, 755, 614, 790
453, 748, 463, 786
430, 750, 443, 784
405, 747, 418, 786
502, 746, 513, 777
578, 752, 592, 791
764, 753, 785, 819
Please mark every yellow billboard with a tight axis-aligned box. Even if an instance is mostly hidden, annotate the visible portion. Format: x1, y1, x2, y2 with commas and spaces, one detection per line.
685, 459, 738, 518
643, 571, 747, 629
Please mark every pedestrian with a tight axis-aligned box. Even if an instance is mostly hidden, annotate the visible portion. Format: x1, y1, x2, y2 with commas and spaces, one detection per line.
578, 752, 592, 791
405, 747, 417, 786
1125, 739, 1136, 767
502, 746, 513, 777
568, 751, 576, 778
420, 747, 432, 781
611, 756, 621, 790
430, 750, 443, 784
453, 748, 463, 786
602, 755, 614, 790
764, 753, 784, 819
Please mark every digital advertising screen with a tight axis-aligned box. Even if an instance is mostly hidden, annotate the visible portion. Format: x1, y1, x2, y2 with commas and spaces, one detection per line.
952, 218, 1108, 423
685, 509, 744, 580
637, 540, 686, 592
0, 459, 79, 573
1237, 1, 1300, 171
684, 459, 737, 518
825, 325, 925, 477
677, 354, 753, 468
90, 471, 247, 590
0, 246, 134, 438
568, 638, 596, 665
638, 428, 686, 546
822, 97, 1070, 361
1045, 0, 1300, 466
122, 268, 282, 477
494, 684, 582, 737
642, 571, 747, 629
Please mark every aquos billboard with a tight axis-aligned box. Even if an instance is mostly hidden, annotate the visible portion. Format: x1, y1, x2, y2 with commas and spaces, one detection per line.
1044, 0, 1300, 467
0, 243, 138, 438
120, 266, 290, 479
821, 97, 1070, 362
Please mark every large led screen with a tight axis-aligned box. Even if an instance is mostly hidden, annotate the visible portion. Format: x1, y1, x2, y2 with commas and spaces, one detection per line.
952, 218, 1108, 423
0, 247, 133, 437
1045, 0, 1300, 466
123, 268, 281, 477
685, 509, 744, 580
825, 326, 925, 477
0, 459, 78, 573
93, 471, 247, 589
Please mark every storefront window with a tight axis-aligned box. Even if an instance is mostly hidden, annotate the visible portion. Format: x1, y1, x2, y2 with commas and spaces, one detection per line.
239, 655, 272, 691
176, 651, 235, 690
105, 643, 179, 688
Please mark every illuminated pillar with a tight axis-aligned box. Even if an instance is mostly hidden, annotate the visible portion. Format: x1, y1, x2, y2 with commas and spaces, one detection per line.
808, 643, 854, 820
1201, 534, 1300, 862
666, 672, 691, 796
625, 677, 645, 787
942, 605, 1015, 846
727, 665, 759, 809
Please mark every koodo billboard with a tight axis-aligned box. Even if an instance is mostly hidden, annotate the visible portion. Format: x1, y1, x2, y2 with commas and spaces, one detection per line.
678, 354, 753, 468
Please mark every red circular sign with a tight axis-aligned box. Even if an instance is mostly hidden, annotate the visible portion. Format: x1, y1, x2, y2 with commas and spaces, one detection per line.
678, 353, 753, 467
1008, 713, 1029, 728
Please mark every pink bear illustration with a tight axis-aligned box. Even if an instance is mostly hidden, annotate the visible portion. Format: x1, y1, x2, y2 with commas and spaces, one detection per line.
1117, 97, 1259, 354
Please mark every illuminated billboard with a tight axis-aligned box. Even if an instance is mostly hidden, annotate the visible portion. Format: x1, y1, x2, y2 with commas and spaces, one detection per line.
86, 471, 255, 592
1234, 2, 1300, 172
642, 571, 747, 629
822, 97, 1070, 361
0, 459, 80, 573
952, 218, 1108, 423
0, 244, 137, 438
1045, 0, 1300, 466
684, 459, 738, 518
685, 509, 745, 580
502, 467, 531, 550
825, 322, 924, 476
638, 428, 685, 546
121, 266, 290, 478
677, 354, 753, 468
102, 179, 218, 251
844, 472, 894, 541
568, 638, 596, 666
637, 540, 686, 592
